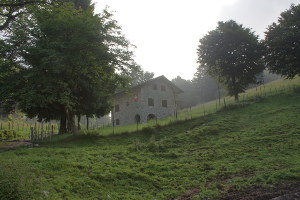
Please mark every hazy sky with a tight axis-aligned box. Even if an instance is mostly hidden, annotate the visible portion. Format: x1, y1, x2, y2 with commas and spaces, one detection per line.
94, 0, 300, 80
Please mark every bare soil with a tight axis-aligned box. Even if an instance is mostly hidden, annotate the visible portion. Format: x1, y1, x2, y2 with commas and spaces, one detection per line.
0, 139, 31, 150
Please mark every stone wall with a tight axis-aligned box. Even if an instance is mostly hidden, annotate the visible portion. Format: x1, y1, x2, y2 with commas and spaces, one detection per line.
139, 79, 177, 123
112, 79, 178, 126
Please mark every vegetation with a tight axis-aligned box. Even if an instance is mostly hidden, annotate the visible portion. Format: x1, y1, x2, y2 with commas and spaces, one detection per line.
0, 78, 299, 199
124, 64, 155, 87
1, 2, 300, 199
264, 4, 300, 79
197, 20, 265, 101
172, 75, 220, 109
0, 77, 298, 140
85, 77, 299, 136
0, 0, 57, 30
0, 0, 136, 134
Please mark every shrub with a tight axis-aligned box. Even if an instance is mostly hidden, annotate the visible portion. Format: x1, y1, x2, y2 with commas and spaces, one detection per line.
141, 127, 155, 135
0, 130, 17, 141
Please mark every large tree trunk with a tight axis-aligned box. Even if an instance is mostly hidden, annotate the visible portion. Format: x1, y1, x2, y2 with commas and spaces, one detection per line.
86, 116, 89, 130
59, 115, 67, 134
232, 76, 239, 101
234, 93, 239, 101
217, 84, 221, 105
67, 110, 78, 134
77, 115, 81, 130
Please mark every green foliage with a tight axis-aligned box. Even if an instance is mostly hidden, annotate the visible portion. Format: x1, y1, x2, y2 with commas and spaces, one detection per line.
0, 130, 17, 141
124, 64, 154, 87
0, 1, 136, 133
264, 3, 300, 79
197, 20, 265, 100
0, 0, 56, 31
172, 75, 220, 108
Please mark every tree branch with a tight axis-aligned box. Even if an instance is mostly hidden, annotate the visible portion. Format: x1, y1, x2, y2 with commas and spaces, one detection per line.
0, 1, 48, 7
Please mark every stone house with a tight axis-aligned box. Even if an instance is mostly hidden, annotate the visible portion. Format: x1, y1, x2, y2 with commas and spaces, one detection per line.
112, 75, 183, 126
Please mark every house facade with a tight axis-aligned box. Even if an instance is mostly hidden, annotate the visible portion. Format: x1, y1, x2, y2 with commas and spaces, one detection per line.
112, 76, 183, 126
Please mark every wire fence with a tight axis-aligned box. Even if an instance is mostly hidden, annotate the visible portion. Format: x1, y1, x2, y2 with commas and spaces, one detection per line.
89, 77, 300, 136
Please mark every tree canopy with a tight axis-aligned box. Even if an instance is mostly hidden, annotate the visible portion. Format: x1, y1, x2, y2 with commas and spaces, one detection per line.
264, 4, 300, 79
0, 1, 136, 133
197, 20, 264, 101
0, 0, 60, 30
123, 65, 154, 87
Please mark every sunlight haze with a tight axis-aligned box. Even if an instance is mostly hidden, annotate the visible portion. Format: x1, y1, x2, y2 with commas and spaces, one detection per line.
94, 0, 300, 80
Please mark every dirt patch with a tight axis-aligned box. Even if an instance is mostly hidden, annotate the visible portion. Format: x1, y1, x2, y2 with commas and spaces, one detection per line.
170, 183, 300, 200
271, 192, 300, 200
0, 139, 31, 151
169, 188, 200, 200
219, 183, 300, 200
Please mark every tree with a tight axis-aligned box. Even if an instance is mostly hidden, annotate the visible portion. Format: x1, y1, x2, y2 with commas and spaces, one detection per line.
0, 1, 135, 134
123, 65, 154, 86
193, 66, 222, 104
0, 0, 60, 31
264, 4, 300, 79
197, 20, 264, 101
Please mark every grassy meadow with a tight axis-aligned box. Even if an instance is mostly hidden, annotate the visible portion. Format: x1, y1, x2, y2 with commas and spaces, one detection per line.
0, 77, 300, 199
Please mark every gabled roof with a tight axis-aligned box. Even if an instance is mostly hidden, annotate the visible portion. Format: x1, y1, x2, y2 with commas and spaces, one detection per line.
115, 75, 183, 96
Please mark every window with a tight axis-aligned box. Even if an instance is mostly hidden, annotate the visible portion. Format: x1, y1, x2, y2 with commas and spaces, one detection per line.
115, 104, 119, 112
162, 100, 167, 107
115, 119, 120, 125
148, 98, 154, 106
152, 84, 157, 90
161, 85, 166, 91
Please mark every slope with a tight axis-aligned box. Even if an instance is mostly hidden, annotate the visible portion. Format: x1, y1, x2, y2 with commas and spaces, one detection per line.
0, 85, 300, 199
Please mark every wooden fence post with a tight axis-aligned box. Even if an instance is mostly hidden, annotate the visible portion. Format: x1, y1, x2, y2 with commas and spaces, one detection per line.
34, 123, 37, 141
51, 125, 54, 140
30, 127, 34, 143
41, 122, 44, 141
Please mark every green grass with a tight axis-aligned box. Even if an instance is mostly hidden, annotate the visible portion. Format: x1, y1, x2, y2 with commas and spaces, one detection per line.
0, 78, 300, 199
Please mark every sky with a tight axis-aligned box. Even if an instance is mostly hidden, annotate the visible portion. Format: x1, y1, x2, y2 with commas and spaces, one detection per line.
94, 0, 300, 80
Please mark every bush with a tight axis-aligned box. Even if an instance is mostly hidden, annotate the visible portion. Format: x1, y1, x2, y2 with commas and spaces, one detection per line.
0, 130, 17, 141
141, 127, 155, 135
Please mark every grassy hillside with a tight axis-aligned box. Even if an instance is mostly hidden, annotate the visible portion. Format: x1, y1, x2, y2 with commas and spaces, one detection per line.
0, 79, 299, 199
84, 77, 300, 136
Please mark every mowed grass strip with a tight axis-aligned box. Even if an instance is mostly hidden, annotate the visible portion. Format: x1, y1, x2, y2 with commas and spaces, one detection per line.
0, 87, 300, 199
